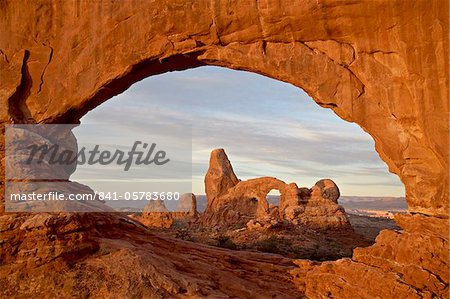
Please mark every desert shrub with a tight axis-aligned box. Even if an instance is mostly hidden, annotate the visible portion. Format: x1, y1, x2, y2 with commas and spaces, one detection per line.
175, 229, 193, 241
216, 235, 237, 250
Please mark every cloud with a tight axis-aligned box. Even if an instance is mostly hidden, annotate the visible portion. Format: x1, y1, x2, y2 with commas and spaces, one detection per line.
73, 66, 404, 197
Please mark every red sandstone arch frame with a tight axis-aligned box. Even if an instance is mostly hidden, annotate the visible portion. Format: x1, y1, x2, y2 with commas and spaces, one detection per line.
0, 0, 448, 297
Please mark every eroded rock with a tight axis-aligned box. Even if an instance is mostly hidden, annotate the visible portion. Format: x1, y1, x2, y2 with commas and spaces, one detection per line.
291, 213, 449, 298
0, 0, 447, 297
136, 195, 199, 228
204, 149, 239, 204
135, 199, 173, 228
177, 192, 198, 217
202, 149, 352, 230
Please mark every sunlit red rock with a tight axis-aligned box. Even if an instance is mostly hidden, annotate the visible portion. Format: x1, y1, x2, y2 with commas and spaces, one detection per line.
202, 149, 351, 230
0, 0, 447, 297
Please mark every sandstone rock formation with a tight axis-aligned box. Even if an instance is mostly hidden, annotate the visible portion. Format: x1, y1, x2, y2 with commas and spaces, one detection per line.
0, 212, 301, 298
0, 0, 448, 297
177, 192, 198, 217
143, 199, 169, 213
136, 195, 199, 228
292, 179, 351, 229
202, 149, 351, 230
135, 199, 173, 228
1, 0, 447, 215
311, 179, 340, 203
204, 149, 240, 206
4, 125, 113, 212
136, 211, 174, 228
292, 213, 449, 298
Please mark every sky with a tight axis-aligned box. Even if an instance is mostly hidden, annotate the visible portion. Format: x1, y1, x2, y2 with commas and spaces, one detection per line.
72, 66, 404, 197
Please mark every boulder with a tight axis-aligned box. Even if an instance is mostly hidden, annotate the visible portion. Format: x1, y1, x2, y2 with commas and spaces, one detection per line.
311, 179, 340, 203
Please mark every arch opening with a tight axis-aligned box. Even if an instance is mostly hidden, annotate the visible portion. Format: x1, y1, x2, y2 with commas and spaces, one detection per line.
267, 189, 281, 207
70, 65, 405, 261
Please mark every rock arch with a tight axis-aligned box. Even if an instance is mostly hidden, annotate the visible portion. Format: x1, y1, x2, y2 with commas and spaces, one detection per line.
203, 175, 291, 225
202, 149, 352, 230
0, 0, 448, 297
1, 0, 447, 215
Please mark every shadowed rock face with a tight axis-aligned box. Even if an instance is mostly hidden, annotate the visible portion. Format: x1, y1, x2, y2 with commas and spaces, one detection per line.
312, 179, 340, 203
0, 0, 448, 297
292, 213, 450, 298
0, 213, 302, 298
202, 149, 352, 230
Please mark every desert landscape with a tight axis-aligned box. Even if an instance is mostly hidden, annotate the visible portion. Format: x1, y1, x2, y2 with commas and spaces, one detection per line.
132, 149, 400, 261
0, 0, 448, 298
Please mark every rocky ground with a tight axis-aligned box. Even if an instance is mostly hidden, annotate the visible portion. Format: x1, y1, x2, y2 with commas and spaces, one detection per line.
0, 212, 303, 298
138, 213, 398, 262
133, 149, 402, 261
347, 213, 401, 241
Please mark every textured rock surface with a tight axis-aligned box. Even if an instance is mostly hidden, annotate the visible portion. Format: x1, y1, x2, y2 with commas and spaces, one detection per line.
135, 212, 174, 229
203, 175, 287, 226
292, 213, 449, 298
293, 179, 351, 229
0, 0, 447, 215
4, 125, 114, 213
0, 0, 448, 297
202, 149, 351, 230
204, 149, 240, 206
311, 179, 340, 203
135, 196, 198, 228
143, 199, 169, 213
0, 213, 302, 298
136, 200, 173, 228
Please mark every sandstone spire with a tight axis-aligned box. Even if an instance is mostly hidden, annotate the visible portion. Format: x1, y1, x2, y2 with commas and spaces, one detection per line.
204, 148, 239, 203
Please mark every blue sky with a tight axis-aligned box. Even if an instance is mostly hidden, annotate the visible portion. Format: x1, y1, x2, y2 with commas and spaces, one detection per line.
73, 66, 404, 197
